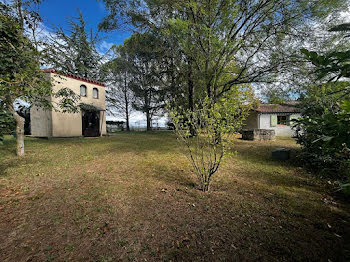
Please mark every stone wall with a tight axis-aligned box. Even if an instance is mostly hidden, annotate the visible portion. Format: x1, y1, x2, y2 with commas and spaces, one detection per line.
242, 129, 276, 141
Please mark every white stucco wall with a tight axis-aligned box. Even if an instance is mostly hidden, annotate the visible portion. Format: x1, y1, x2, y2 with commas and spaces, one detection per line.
30, 105, 52, 137
258, 113, 300, 137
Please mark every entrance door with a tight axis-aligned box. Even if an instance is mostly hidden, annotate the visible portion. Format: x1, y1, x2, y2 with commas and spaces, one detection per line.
82, 112, 100, 137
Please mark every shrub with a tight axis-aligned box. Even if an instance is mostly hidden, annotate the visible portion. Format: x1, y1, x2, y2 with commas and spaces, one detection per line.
169, 88, 254, 192
294, 84, 350, 181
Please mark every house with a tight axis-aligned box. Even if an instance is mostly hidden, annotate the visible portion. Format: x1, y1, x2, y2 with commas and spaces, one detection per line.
30, 69, 107, 138
243, 102, 301, 137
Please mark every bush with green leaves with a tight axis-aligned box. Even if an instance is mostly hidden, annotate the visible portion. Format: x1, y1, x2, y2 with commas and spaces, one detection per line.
0, 101, 15, 145
294, 83, 350, 181
169, 88, 254, 192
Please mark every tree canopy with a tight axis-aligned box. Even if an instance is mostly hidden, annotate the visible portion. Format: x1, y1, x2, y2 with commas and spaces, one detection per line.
44, 10, 103, 80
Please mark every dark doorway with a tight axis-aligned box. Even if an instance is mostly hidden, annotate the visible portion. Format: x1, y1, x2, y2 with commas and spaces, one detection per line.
82, 111, 100, 137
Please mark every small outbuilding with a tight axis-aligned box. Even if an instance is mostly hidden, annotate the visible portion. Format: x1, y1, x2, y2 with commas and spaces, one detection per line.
30, 69, 107, 138
243, 102, 301, 137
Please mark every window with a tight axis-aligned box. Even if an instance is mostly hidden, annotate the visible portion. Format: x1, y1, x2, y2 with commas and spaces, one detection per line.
93, 88, 99, 99
277, 115, 288, 125
80, 85, 87, 97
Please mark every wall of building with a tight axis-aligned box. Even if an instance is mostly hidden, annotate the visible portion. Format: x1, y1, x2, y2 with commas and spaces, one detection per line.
30, 105, 52, 137
258, 113, 300, 137
243, 111, 259, 129
50, 73, 107, 137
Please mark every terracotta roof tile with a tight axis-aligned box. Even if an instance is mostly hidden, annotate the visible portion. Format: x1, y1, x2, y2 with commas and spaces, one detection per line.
254, 102, 301, 113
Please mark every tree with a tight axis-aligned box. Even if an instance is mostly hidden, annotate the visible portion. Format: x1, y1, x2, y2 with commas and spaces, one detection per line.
43, 10, 103, 80
0, 101, 15, 145
0, 3, 50, 156
123, 33, 167, 131
100, 0, 347, 103
0, 2, 79, 156
261, 87, 293, 104
294, 83, 350, 180
295, 23, 350, 187
99, 0, 346, 190
104, 45, 134, 131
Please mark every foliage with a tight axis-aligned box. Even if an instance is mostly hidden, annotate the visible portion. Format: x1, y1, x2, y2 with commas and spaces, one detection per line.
0, 4, 52, 155
103, 45, 134, 131
99, 0, 348, 140
301, 48, 350, 83
0, 2, 81, 155
99, 0, 347, 189
43, 10, 103, 80
169, 87, 254, 191
297, 23, 350, 193
0, 101, 15, 144
100, 0, 347, 102
261, 88, 293, 104
0, 6, 51, 105
124, 33, 167, 131
295, 83, 350, 180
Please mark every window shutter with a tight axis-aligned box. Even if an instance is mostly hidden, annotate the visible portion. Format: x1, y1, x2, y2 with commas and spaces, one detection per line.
270, 115, 277, 127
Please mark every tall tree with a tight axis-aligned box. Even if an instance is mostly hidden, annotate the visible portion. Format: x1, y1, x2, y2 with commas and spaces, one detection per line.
123, 33, 166, 131
0, 2, 49, 156
0, 2, 79, 156
103, 45, 134, 131
294, 23, 350, 184
100, 0, 347, 104
44, 10, 103, 80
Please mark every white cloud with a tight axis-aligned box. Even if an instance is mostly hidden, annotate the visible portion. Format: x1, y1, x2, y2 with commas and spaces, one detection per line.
98, 41, 114, 54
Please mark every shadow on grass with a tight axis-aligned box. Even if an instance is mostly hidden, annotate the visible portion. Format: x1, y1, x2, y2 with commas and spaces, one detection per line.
0, 133, 349, 261
222, 139, 327, 195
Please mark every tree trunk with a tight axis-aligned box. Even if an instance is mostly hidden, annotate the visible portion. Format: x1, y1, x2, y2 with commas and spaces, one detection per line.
11, 110, 25, 156
124, 78, 130, 131
14, 113, 25, 156
201, 183, 209, 192
16, 0, 24, 29
188, 60, 194, 112
146, 109, 151, 131
145, 89, 151, 131
6, 98, 25, 156
187, 59, 195, 137
126, 111, 130, 131
200, 179, 210, 192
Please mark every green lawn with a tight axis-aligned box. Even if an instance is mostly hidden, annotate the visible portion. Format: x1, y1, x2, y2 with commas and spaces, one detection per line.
0, 132, 349, 261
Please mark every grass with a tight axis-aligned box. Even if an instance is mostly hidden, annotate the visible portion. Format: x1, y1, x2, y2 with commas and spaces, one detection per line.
0, 132, 349, 261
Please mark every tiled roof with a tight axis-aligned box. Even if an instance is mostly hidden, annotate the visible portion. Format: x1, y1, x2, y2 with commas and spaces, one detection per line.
254, 102, 301, 113
42, 68, 105, 87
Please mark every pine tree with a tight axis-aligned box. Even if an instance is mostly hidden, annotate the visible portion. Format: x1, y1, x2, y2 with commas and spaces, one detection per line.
44, 10, 102, 80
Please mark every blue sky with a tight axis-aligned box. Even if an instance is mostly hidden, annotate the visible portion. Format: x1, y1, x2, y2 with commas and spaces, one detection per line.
39, 0, 131, 53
